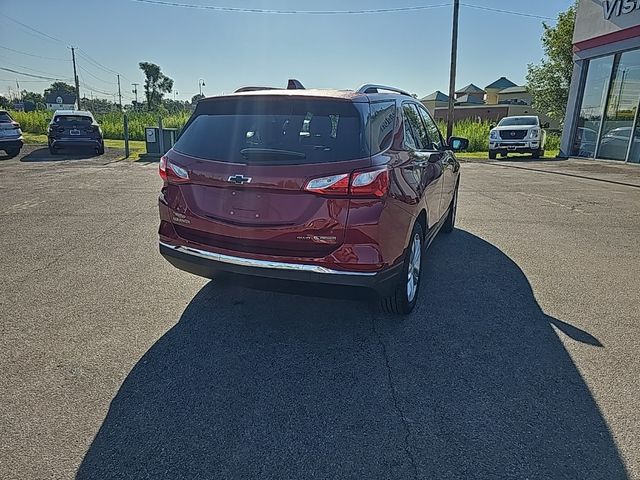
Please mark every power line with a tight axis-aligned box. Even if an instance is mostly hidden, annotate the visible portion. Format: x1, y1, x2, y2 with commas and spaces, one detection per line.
460, 3, 554, 20
0, 67, 69, 81
130, 0, 451, 15
77, 49, 130, 81
0, 45, 70, 61
0, 78, 53, 83
0, 12, 66, 44
78, 64, 117, 85
0, 12, 131, 82
0, 55, 69, 78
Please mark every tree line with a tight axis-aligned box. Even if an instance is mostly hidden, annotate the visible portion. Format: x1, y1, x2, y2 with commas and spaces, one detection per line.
0, 62, 205, 115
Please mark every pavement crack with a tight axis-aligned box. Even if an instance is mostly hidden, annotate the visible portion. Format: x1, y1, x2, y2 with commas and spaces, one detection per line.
370, 313, 419, 480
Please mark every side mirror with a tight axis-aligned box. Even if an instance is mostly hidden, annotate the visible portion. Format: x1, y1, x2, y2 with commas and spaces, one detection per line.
543, 122, 550, 128
489, 124, 496, 130
449, 136, 469, 152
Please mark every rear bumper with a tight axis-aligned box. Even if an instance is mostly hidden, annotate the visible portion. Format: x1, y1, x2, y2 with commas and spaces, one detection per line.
50, 137, 103, 148
159, 241, 402, 296
0, 137, 23, 150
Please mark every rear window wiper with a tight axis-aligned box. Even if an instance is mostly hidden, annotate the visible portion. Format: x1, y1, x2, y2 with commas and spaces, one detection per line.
240, 148, 306, 159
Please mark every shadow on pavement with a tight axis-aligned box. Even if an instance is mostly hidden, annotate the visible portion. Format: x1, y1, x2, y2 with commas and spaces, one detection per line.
77, 230, 628, 479
493, 155, 568, 163
20, 147, 101, 162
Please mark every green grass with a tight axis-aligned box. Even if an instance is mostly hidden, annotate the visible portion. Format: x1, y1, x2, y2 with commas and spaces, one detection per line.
23, 132, 146, 160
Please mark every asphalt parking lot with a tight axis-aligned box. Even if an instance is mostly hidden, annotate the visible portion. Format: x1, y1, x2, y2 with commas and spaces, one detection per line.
1, 148, 639, 479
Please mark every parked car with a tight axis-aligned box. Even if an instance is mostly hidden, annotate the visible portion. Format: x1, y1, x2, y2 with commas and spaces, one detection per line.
598, 126, 640, 160
158, 81, 468, 314
489, 115, 548, 159
47, 110, 104, 155
0, 110, 24, 158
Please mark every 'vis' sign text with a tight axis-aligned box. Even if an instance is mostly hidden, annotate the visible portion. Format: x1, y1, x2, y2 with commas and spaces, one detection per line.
603, 0, 640, 20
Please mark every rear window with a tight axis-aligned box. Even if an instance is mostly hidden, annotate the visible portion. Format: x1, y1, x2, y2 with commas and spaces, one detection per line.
55, 115, 93, 125
174, 97, 367, 164
0, 113, 13, 123
498, 117, 538, 127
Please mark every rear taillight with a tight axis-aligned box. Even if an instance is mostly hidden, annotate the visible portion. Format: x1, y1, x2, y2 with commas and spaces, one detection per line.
304, 173, 350, 195
351, 168, 389, 198
159, 155, 189, 184
304, 167, 389, 198
159, 156, 168, 182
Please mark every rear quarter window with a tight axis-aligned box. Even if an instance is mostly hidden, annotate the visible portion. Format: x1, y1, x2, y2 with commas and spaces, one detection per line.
55, 115, 93, 125
368, 101, 396, 155
174, 97, 368, 164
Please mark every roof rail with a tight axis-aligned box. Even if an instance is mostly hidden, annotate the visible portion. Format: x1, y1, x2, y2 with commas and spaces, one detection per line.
357, 84, 412, 97
234, 86, 279, 93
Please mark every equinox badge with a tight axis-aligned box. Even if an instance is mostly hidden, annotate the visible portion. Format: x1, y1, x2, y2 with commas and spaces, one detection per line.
228, 174, 252, 185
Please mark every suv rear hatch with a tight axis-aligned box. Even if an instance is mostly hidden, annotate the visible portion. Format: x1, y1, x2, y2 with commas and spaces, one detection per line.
164, 95, 372, 258
51, 114, 96, 138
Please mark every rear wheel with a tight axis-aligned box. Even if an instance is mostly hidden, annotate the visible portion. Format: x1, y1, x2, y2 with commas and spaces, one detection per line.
5, 148, 20, 159
379, 221, 424, 315
96, 143, 105, 155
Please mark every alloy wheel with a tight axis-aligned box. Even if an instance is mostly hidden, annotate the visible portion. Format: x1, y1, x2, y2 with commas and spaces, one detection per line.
406, 233, 421, 302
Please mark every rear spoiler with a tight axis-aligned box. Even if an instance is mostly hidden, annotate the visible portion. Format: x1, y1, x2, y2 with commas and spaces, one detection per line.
234, 79, 305, 93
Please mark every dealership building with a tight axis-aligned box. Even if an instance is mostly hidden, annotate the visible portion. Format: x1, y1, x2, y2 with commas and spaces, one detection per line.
560, 0, 640, 163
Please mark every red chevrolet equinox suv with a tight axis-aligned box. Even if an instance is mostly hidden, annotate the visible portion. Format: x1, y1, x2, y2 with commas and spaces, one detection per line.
158, 81, 467, 314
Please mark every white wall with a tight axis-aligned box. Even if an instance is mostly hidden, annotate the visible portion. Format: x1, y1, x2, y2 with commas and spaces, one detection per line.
46, 103, 75, 111
574, 0, 640, 44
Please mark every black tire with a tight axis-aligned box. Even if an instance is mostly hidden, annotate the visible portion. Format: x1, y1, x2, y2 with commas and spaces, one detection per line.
379, 221, 424, 315
5, 148, 20, 159
442, 185, 458, 233
489, 151, 497, 160
501, 152, 508, 159
96, 143, 105, 155
532, 149, 541, 159
49, 145, 58, 155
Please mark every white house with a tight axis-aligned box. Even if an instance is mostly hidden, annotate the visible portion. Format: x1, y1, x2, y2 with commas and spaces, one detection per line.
45, 93, 77, 111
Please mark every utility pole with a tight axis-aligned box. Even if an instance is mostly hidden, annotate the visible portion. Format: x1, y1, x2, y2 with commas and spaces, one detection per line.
71, 46, 81, 110
117, 74, 122, 110
446, 0, 460, 141
132, 83, 139, 110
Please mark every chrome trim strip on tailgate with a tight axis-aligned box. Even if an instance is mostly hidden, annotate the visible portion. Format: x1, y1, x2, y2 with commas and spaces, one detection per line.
159, 241, 377, 276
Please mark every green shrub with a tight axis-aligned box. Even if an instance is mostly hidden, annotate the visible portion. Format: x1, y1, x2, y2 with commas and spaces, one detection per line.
437, 119, 561, 152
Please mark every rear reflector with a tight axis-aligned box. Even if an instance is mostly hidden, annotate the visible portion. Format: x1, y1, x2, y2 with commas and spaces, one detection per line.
304, 168, 389, 198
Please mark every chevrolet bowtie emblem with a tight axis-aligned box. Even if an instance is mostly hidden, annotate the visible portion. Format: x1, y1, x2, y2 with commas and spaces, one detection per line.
228, 175, 252, 185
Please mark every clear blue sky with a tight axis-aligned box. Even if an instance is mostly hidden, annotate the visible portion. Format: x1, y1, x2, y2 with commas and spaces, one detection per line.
0, 0, 574, 103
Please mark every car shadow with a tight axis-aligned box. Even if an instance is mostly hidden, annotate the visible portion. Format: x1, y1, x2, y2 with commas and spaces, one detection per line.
497, 155, 569, 163
76, 230, 628, 479
20, 147, 101, 162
